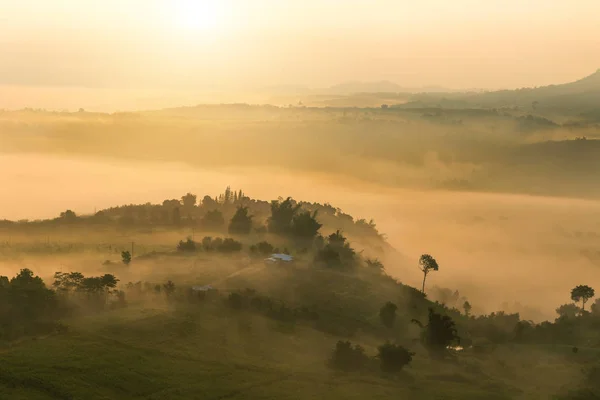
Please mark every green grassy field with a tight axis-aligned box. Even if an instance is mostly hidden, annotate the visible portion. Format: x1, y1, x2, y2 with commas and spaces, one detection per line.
0, 248, 593, 400
0, 301, 589, 400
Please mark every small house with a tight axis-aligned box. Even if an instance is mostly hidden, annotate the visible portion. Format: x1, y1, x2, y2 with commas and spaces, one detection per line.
264, 253, 294, 265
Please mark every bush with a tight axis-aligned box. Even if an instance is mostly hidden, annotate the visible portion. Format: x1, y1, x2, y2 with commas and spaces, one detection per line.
254, 241, 274, 255
218, 238, 243, 253
379, 302, 398, 329
330, 340, 369, 371
201, 236, 214, 251
228, 292, 243, 309
177, 237, 197, 252
377, 342, 414, 373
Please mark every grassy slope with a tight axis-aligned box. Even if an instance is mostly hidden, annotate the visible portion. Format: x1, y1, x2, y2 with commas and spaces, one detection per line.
0, 304, 512, 400
0, 257, 589, 400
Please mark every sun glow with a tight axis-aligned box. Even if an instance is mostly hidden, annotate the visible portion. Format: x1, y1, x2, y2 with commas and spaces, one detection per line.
171, 0, 224, 32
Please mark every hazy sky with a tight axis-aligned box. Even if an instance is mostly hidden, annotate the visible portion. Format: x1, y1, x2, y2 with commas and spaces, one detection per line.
1, 0, 600, 90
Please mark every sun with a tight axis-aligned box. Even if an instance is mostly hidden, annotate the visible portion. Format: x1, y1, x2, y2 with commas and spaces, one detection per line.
171, 0, 223, 32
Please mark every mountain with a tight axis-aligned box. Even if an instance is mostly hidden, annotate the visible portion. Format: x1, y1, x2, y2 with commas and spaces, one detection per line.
324, 81, 462, 95
398, 69, 600, 115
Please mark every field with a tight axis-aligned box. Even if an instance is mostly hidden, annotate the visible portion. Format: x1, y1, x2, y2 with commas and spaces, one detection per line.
0, 253, 592, 400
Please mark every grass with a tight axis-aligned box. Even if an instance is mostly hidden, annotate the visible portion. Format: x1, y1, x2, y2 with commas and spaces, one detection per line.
0, 297, 587, 400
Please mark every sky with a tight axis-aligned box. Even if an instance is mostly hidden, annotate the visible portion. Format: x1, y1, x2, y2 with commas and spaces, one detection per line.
1, 0, 600, 92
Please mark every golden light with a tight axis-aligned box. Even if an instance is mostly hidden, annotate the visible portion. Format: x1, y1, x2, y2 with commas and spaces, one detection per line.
170, 0, 224, 33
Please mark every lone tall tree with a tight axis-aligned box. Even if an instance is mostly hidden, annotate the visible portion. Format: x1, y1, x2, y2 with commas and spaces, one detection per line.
571, 285, 595, 311
419, 254, 439, 294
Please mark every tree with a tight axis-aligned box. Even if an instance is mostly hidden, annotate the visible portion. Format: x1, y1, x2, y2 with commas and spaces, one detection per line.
201, 236, 214, 251
591, 298, 600, 316
217, 238, 243, 253
366, 258, 384, 270
80, 274, 119, 293
177, 237, 197, 252
418, 254, 439, 293
2, 269, 58, 337
59, 209, 77, 222
377, 342, 414, 373
228, 206, 253, 234
571, 285, 595, 311
412, 308, 459, 359
291, 210, 322, 239
121, 251, 131, 265
268, 197, 300, 234
463, 301, 472, 317
181, 193, 197, 209
253, 241, 274, 255
201, 195, 218, 209
379, 302, 398, 329
163, 280, 176, 297
556, 303, 580, 319
314, 230, 356, 267
202, 209, 225, 230
330, 341, 368, 371
53, 272, 84, 292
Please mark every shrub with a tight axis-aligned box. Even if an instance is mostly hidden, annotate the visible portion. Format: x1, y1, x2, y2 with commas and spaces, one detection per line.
121, 251, 131, 265
377, 342, 414, 373
201, 236, 214, 251
228, 292, 243, 309
177, 237, 197, 252
218, 238, 243, 253
366, 258, 384, 270
330, 340, 369, 371
379, 302, 398, 329
255, 241, 274, 255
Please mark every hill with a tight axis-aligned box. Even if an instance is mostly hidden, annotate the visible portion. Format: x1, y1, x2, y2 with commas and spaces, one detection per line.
1, 192, 600, 398
400, 69, 600, 116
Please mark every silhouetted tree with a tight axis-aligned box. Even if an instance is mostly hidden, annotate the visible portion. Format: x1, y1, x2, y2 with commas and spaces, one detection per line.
330, 341, 368, 371
379, 302, 398, 329
177, 237, 197, 252
218, 238, 243, 253
591, 298, 600, 316
80, 274, 119, 294
201, 236, 214, 251
314, 230, 356, 267
419, 254, 439, 293
202, 195, 218, 209
228, 206, 253, 234
253, 241, 274, 255
121, 251, 131, 265
60, 209, 77, 222
366, 258, 384, 270
268, 197, 300, 234
163, 280, 176, 297
571, 285, 595, 311
556, 303, 580, 319
377, 342, 414, 372
463, 301, 472, 317
412, 308, 459, 359
202, 209, 225, 230
181, 193, 197, 208
291, 210, 322, 239
2, 269, 58, 338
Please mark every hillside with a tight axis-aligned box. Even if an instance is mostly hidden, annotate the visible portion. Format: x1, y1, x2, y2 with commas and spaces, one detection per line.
1, 192, 600, 399
401, 70, 600, 116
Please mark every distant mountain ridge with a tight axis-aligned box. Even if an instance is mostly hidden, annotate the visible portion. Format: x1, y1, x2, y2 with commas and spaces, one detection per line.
399, 69, 600, 113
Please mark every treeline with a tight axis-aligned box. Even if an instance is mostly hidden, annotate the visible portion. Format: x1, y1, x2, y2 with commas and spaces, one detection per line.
1, 187, 384, 242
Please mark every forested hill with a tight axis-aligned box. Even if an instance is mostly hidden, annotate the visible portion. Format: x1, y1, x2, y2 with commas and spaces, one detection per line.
0, 187, 391, 254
